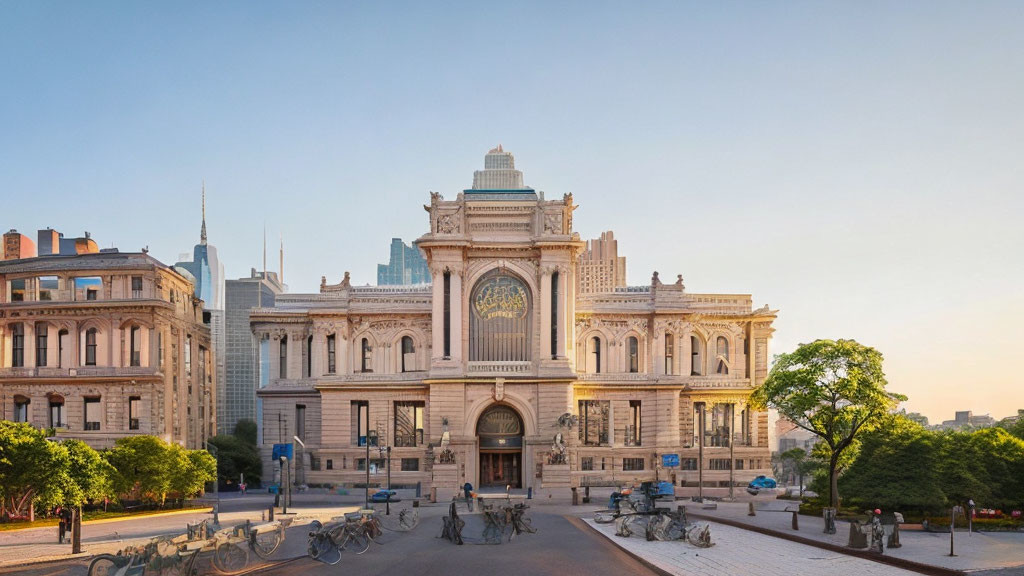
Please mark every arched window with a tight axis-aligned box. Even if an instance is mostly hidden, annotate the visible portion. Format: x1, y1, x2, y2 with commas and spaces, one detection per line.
361, 338, 372, 373
590, 336, 602, 373
664, 333, 674, 375
306, 335, 313, 378
716, 336, 729, 375
627, 336, 639, 373
85, 328, 98, 366
58, 329, 68, 368
49, 394, 65, 428
469, 270, 532, 362
326, 334, 336, 374
401, 336, 415, 372
690, 335, 702, 376
11, 323, 24, 368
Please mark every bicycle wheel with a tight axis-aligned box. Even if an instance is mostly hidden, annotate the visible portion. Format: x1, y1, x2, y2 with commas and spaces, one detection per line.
212, 542, 250, 575
164, 550, 199, 576
398, 509, 420, 531
339, 528, 370, 555
87, 554, 120, 576
250, 526, 283, 558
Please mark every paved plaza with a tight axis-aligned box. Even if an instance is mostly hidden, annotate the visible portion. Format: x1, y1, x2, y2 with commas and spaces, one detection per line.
585, 518, 920, 576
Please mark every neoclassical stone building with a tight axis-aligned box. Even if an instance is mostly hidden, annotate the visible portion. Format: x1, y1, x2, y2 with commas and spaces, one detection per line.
0, 251, 216, 450
254, 148, 776, 496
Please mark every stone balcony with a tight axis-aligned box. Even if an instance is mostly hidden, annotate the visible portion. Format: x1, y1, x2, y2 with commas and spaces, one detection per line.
466, 361, 534, 376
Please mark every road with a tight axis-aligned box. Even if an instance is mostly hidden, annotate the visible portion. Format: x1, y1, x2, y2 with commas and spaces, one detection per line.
0, 506, 660, 576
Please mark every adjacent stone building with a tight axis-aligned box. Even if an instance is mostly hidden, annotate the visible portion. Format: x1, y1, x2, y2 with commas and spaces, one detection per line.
253, 148, 776, 497
0, 249, 216, 449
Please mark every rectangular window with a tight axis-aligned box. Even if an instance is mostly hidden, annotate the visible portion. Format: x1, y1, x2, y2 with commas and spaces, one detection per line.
296, 404, 306, 440
353, 401, 369, 446
623, 457, 645, 471
50, 398, 64, 428
310, 456, 321, 471
361, 339, 372, 373
279, 337, 287, 378
185, 336, 192, 377
578, 400, 609, 446
550, 271, 559, 358
130, 326, 141, 367
84, 397, 101, 431
36, 324, 48, 367
628, 337, 639, 373
157, 332, 163, 368
327, 335, 336, 374
681, 458, 698, 471
581, 457, 594, 471
128, 396, 140, 430
305, 336, 312, 378
74, 277, 102, 301
627, 400, 641, 446
401, 458, 420, 472
664, 333, 674, 375
709, 458, 732, 471
58, 329, 66, 368
131, 276, 143, 299
705, 404, 732, 448
326, 459, 334, 470
356, 458, 385, 472
38, 276, 58, 301
443, 272, 451, 358
394, 402, 425, 447
14, 397, 29, 423
735, 459, 744, 470
85, 329, 97, 366
10, 279, 26, 301
11, 324, 24, 367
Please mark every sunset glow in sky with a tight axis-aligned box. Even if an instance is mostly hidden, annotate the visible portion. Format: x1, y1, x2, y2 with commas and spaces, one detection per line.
2, 2, 1021, 423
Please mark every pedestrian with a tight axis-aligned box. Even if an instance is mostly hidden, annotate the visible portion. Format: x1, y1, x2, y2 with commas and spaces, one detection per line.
240, 482, 247, 496
56, 506, 66, 544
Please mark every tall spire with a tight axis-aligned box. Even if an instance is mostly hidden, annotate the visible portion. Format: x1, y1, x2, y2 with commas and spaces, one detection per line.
200, 180, 208, 245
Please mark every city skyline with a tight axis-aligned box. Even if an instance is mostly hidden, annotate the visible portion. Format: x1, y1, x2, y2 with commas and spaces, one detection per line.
2, 2, 1021, 424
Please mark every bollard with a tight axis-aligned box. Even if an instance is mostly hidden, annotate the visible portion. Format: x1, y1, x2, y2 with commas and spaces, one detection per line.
71, 507, 82, 554
791, 510, 799, 530
430, 486, 437, 504
268, 506, 275, 521
413, 500, 420, 508
571, 487, 579, 506
213, 503, 219, 525
677, 505, 687, 526
416, 482, 422, 499
583, 486, 591, 504
527, 486, 533, 499
748, 502, 756, 516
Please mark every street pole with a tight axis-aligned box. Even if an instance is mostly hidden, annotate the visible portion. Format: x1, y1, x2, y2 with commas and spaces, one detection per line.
207, 442, 220, 524
364, 414, 370, 511
728, 403, 735, 500
698, 403, 705, 502
386, 446, 392, 515
948, 507, 957, 556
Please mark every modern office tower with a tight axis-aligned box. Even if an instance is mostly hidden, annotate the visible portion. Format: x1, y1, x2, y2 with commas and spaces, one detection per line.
576, 231, 627, 294
376, 238, 430, 285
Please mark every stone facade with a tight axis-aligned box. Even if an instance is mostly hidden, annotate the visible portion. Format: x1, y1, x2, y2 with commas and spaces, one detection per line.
577, 230, 627, 295
0, 252, 216, 449
253, 148, 776, 496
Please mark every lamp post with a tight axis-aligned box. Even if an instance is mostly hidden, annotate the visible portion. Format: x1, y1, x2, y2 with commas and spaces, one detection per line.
378, 445, 393, 515
206, 442, 220, 525
293, 435, 306, 489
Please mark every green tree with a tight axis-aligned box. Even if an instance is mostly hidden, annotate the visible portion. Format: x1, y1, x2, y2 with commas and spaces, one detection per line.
61, 439, 115, 508
777, 447, 820, 497
207, 434, 262, 487
838, 414, 945, 512
233, 419, 258, 445
0, 422, 69, 519
751, 339, 906, 509
105, 436, 172, 505
167, 445, 216, 501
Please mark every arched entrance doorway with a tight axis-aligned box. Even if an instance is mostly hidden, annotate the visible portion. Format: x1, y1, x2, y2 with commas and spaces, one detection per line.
476, 404, 523, 488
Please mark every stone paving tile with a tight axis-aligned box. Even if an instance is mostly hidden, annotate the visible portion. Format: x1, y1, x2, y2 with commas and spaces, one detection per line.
585, 518, 918, 576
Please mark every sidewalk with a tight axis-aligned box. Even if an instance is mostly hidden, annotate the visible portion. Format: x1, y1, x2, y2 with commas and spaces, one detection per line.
0, 503, 360, 568
584, 518, 919, 576
686, 501, 1024, 573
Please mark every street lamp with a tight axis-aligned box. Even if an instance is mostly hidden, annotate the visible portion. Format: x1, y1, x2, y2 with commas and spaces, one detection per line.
293, 435, 306, 489
206, 442, 220, 524
377, 445, 392, 515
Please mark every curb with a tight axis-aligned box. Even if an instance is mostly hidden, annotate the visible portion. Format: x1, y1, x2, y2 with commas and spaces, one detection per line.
686, 512, 967, 576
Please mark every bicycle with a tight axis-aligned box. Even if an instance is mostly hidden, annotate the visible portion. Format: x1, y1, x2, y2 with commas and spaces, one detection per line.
208, 518, 292, 575
88, 536, 199, 576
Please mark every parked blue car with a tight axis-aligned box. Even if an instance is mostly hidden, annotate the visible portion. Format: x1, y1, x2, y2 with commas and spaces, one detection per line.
747, 475, 777, 494
370, 489, 400, 503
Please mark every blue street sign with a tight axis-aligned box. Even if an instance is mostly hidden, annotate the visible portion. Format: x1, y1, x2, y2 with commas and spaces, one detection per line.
272, 443, 293, 460
662, 454, 680, 468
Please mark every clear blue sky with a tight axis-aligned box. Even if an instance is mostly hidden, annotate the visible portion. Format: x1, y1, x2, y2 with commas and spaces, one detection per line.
2, 1, 1022, 423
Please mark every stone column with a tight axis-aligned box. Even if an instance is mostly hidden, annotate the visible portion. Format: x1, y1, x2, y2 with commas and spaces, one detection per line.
69, 324, 80, 368
268, 334, 281, 381
539, 268, 552, 358
653, 329, 664, 376
431, 269, 444, 360
566, 263, 576, 365
555, 266, 566, 359
311, 330, 325, 377
450, 269, 463, 363
23, 322, 35, 368
288, 331, 303, 379
1, 324, 8, 367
